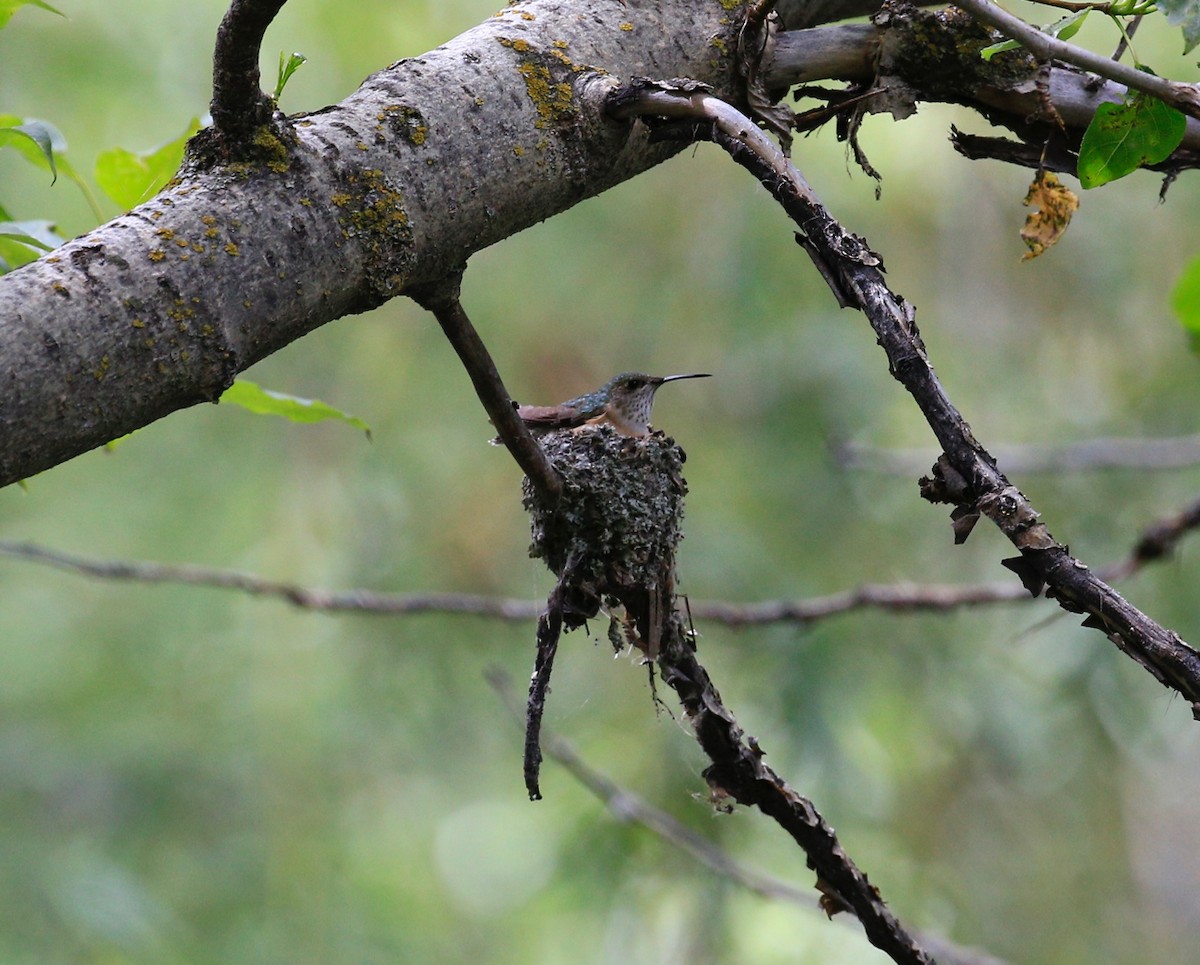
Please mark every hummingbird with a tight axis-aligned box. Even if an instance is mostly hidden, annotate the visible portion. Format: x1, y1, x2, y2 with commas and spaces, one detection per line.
515, 372, 711, 437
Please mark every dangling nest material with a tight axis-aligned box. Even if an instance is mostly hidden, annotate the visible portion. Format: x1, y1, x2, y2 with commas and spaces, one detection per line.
521, 425, 690, 799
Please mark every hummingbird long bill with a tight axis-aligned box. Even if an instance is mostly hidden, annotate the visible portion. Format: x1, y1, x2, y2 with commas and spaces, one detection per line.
515, 372, 711, 437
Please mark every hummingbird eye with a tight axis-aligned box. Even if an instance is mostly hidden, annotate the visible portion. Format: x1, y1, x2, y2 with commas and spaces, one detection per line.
626, 379, 644, 389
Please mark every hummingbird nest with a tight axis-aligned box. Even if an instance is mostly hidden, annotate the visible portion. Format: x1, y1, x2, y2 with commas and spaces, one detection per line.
520, 424, 691, 799
522, 425, 689, 634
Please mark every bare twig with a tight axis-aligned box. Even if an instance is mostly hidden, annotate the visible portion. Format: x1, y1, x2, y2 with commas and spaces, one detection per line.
1131, 495, 1200, 566
211, 0, 289, 145
409, 273, 563, 504
486, 666, 817, 904
952, 0, 1200, 118
0, 540, 543, 617
5, 478, 1199, 626
606, 79, 1200, 716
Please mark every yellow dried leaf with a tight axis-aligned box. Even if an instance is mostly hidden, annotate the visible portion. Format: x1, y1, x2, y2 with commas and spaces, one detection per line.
1020, 171, 1079, 261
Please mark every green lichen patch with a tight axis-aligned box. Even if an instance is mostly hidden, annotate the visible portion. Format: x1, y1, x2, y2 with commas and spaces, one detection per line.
329, 167, 414, 295
517, 62, 575, 130
249, 127, 293, 173
496, 35, 584, 131
380, 104, 429, 146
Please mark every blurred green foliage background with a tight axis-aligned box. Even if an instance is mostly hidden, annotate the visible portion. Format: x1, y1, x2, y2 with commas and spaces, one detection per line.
3, 2, 1200, 962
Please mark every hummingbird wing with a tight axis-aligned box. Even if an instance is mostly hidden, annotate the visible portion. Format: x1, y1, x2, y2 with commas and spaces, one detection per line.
514, 402, 589, 431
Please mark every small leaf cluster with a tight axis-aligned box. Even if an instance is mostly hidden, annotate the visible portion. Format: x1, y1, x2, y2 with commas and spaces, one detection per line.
3, 7, 355, 436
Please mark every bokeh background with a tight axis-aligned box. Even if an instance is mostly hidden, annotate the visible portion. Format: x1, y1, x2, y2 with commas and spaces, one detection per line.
3, 2, 1200, 962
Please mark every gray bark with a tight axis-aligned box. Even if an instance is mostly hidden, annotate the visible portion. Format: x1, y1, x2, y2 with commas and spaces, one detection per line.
3, 0, 1196, 488
0, 0, 751, 487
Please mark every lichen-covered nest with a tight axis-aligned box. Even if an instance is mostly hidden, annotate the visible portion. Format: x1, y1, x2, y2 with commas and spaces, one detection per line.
523, 425, 688, 627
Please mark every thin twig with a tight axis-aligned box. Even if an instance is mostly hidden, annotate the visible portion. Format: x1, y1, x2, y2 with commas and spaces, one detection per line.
1110, 12, 1141, 64
409, 273, 563, 504
0, 540, 545, 617
4, 479, 1199, 625
953, 0, 1200, 118
211, 0, 289, 144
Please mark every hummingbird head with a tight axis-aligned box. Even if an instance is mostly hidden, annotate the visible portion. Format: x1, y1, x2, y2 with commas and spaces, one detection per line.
604, 371, 710, 434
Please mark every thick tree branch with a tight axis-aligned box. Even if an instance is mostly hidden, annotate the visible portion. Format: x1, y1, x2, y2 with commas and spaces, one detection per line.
10, 2, 1200, 490
0, 0, 746, 489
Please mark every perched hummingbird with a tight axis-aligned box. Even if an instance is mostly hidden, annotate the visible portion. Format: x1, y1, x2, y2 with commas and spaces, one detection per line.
515, 372, 711, 437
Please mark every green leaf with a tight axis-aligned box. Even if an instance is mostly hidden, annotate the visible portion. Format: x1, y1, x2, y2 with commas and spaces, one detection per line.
1172, 256, 1200, 351
1051, 9, 1090, 42
1159, 0, 1200, 52
95, 117, 201, 211
1077, 92, 1186, 188
0, 114, 103, 220
981, 10, 1088, 60
980, 38, 1021, 60
0, 0, 64, 29
0, 117, 61, 182
0, 221, 62, 273
274, 51, 307, 100
219, 380, 372, 437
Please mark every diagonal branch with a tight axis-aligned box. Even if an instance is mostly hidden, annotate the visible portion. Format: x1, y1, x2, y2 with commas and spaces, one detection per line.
604, 79, 1200, 718
409, 273, 562, 504
653, 612, 934, 963
485, 667, 1013, 965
